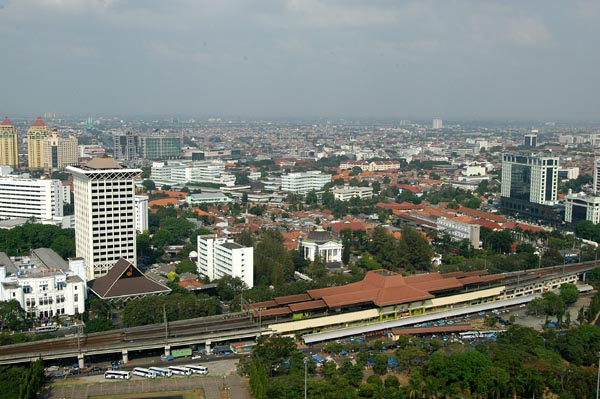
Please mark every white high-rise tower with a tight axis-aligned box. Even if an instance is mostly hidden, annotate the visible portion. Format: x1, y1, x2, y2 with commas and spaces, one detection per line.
67, 156, 141, 281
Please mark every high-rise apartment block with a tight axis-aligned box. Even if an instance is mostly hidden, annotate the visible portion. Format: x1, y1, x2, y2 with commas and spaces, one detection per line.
44, 130, 78, 171
0, 117, 19, 168
0, 176, 67, 220
27, 117, 51, 169
432, 119, 443, 129
565, 158, 600, 225
197, 235, 253, 288
67, 157, 141, 281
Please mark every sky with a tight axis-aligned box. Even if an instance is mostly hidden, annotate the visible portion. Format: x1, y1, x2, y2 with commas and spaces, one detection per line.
1, 0, 599, 121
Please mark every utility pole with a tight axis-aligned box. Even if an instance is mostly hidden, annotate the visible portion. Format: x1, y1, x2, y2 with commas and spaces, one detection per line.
163, 304, 168, 347
304, 357, 309, 399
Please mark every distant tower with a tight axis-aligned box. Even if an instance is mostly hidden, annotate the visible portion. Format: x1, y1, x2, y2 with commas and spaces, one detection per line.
67, 157, 141, 280
524, 130, 538, 147
86, 117, 93, 130
27, 117, 51, 169
432, 119, 443, 129
0, 117, 19, 168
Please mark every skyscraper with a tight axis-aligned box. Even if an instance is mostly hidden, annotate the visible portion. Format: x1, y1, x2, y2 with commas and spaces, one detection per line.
67, 156, 141, 281
432, 119, 443, 129
500, 153, 560, 222
0, 117, 18, 168
44, 130, 79, 171
27, 117, 51, 169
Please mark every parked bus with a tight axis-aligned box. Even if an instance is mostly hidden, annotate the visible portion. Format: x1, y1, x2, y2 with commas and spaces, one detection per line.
184, 365, 209, 375
132, 367, 156, 379
148, 366, 172, 377
104, 370, 131, 380
168, 365, 192, 376
35, 325, 58, 334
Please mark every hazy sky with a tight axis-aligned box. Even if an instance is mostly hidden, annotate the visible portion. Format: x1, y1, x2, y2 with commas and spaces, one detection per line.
1, 0, 599, 120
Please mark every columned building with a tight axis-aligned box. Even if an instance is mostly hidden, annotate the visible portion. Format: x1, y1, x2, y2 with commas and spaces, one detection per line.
67, 157, 141, 281
27, 117, 51, 169
0, 117, 19, 168
299, 229, 343, 263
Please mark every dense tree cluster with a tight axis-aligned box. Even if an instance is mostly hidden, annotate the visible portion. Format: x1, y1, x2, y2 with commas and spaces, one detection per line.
121, 293, 220, 327
243, 322, 600, 399
0, 224, 75, 258
367, 226, 433, 272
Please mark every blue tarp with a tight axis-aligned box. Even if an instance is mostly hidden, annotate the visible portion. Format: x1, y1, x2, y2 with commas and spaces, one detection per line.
340, 349, 349, 356
387, 357, 399, 367
312, 354, 325, 362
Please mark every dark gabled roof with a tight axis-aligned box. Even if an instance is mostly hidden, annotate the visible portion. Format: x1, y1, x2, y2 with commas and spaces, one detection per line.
304, 229, 339, 244
88, 258, 171, 300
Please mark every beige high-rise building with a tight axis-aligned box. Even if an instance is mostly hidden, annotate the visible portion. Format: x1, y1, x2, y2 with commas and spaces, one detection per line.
44, 130, 78, 171
27, 117, 51, 169
67, 156, 141, 280
0, 117, 19, 168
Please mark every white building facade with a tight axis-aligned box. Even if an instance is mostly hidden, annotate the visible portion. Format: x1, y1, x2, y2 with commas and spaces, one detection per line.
437, 217, 481, 249
281, 171, 331, 194
0, 176, 65, 220
135, 195, 149, 233
501, 154, 559, 205
151, 161, 236, 186
564, 193, 600, 225
0, 249, 86, 319
197, 235, 253, 288
332, 186, 373, 201
67, 158, 141, 281
298, 229, 343, 263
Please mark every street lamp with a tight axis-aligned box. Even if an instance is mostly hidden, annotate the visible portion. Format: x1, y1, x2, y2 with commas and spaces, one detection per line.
303, 357, 309, 399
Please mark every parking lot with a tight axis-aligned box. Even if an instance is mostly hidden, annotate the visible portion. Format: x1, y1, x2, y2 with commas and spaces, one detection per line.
42, 358, 250, 399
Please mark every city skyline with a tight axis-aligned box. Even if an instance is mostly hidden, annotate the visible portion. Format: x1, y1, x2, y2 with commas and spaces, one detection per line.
1, 1, 600, 121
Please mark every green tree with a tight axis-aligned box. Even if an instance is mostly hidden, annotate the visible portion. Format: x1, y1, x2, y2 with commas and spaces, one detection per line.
485, 230, 513, 254
216, 275, 247, 301
0, 300, 28, 332
559, 283, 580, 306
141, 179, 156, 193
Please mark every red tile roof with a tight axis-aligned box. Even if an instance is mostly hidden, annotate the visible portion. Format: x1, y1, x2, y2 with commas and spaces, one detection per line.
457, 206, 507, 223
32, 116, 46, 127
273, 293, 312, 305
1, 117, 12, 126
288, 299, 327, 312
149, 198, 181, 207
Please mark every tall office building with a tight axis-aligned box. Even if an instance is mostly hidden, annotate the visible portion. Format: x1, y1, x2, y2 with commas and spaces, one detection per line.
500, 153, 560, 222
44, 130, 78, 171
0, 117, 18, 168
501, 153, 559, 204
432, 119, 443, 129
67, 156, 141, 281
27, 117, 51, 169
524, 130, 538, 147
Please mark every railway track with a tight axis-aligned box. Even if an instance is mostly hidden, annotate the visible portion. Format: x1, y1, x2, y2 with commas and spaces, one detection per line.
0, 312, 255, 356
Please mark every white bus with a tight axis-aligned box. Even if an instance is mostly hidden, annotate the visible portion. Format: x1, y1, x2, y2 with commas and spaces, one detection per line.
168, 365, 192, 376
184, 365, 209, 375
148, 366, 172, 377
132, 367, 156, 379
35, 325, 58, 334
104, 370, 131, 380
